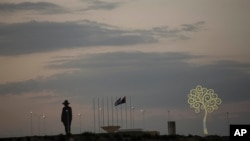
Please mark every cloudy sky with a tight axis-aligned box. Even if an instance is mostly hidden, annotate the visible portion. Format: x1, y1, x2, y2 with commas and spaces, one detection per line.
0, 0, 250, 137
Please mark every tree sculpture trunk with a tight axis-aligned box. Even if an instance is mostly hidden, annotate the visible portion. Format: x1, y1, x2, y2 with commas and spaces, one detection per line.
203, 110, 208, 135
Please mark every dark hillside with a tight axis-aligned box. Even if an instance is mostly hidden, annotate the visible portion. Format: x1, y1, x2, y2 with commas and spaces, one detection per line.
0, 133, 229, 141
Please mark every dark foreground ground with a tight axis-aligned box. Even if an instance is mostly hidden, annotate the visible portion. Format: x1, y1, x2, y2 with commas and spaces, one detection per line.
0, 132, 229, 141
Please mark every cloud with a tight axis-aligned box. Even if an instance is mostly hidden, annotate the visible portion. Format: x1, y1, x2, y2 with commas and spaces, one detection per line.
0, 20, 156, 56
0, 1, 122, 15
81, 0, 121, 11
0, 20, 205, 56
0, 2, 67, 14
152, 21, 205, 37
181, 21, 206, 32
0, 52, 249, 109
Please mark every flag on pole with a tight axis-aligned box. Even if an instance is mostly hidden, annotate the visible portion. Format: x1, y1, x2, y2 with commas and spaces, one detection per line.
120, 96, 126, 104
114, 97, 121, 106
114, 96, 126, 106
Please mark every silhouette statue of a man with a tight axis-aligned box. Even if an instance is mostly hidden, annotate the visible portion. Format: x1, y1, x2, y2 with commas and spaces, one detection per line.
61, 100, 72, 135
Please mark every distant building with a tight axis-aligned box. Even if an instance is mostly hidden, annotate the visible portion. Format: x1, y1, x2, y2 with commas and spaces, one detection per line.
168, 121, 176, 135
101, 126, 120, 133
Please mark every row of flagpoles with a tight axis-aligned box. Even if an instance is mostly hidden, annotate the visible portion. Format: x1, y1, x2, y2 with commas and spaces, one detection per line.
92, 96, 135, 132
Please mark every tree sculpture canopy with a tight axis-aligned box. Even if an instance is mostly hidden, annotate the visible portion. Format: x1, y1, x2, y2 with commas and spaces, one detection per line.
188, 85, 222, 135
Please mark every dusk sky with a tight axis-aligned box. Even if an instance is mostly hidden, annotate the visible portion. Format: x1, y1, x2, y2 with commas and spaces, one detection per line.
0, 0, 250, 138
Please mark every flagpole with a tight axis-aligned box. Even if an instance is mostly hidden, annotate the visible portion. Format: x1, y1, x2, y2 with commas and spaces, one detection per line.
125, 100, 127, 129
116, 97, 118, 126
121, 102, 123, 127
97, 97, 100, 133
107, 96, 109, 126
93, 97, 96, 133
102, 97, 104, 126
111, 96, 114, 126
130, 96, 132, 128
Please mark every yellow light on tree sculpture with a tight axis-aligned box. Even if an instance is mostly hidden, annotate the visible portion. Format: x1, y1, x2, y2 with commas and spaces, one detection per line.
188, 85, 222, 135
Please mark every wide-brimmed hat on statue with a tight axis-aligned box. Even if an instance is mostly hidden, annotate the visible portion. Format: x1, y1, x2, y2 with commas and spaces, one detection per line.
63, 100, 70, 105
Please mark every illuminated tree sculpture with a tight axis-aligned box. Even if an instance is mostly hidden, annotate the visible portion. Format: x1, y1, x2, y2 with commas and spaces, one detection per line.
188, 85, 222, 135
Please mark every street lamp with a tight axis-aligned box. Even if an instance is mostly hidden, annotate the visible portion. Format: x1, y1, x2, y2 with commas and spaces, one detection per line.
131, 106, 135, 128
227, 112, 230, 136
38, 115, 41, 136
42, 114, 46, 135
30, 111, 33, 136
99, 108, 103, 126
78, 113, 82, 133
140, 109, 145, 130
